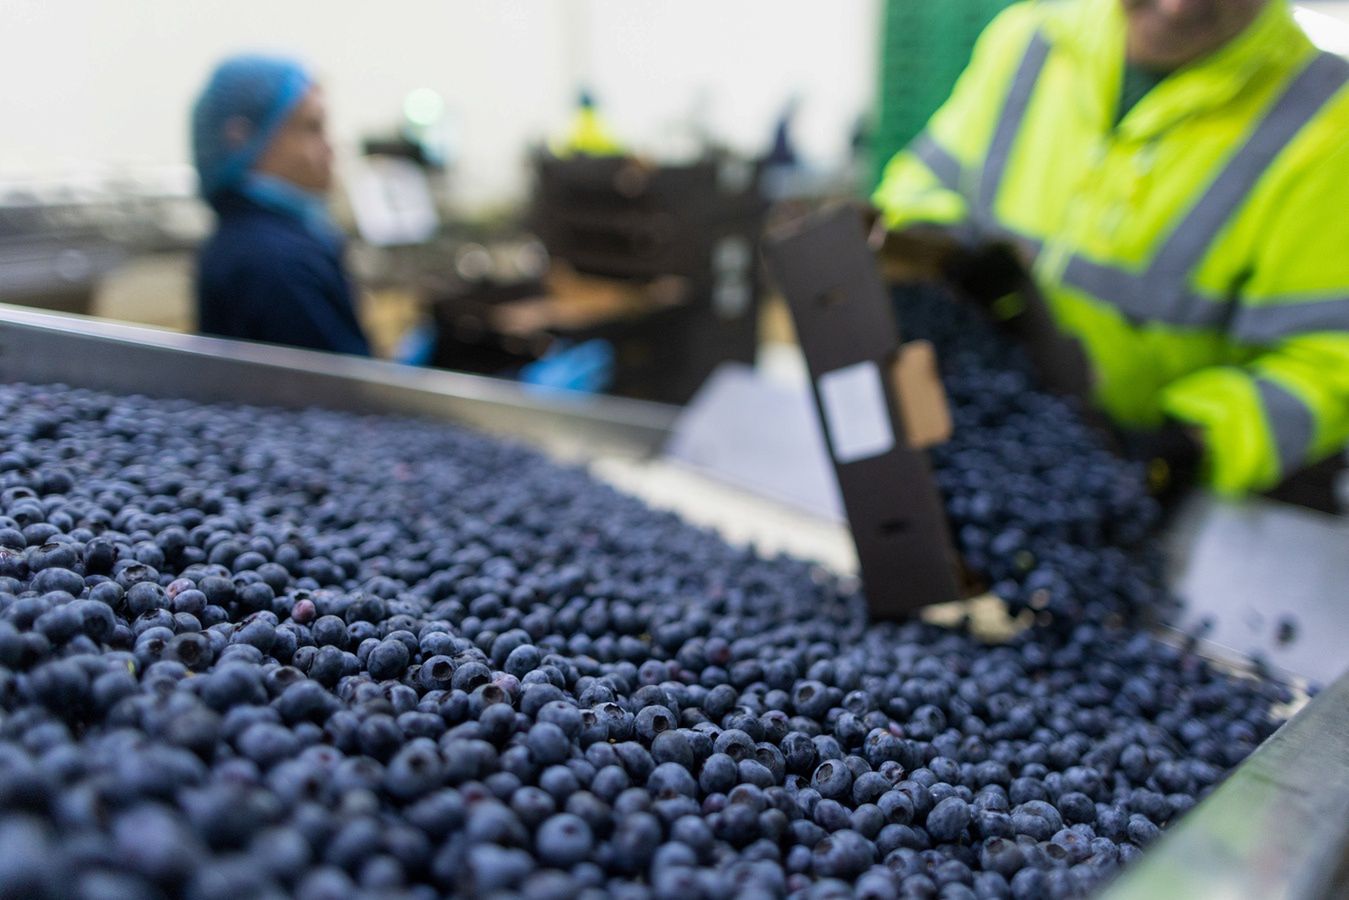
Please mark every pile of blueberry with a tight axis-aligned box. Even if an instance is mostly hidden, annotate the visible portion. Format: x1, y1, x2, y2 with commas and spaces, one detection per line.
893, 284, 1170, 623
0, 337, 1287, 899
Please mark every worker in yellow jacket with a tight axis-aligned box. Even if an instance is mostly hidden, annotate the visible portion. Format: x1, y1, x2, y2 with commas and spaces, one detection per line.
873, 0, 1349, 498
551, 90, 625, 159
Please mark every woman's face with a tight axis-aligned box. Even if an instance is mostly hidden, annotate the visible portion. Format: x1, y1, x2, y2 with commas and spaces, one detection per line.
1122, 0, 1268, 70
254, 86, 334, 193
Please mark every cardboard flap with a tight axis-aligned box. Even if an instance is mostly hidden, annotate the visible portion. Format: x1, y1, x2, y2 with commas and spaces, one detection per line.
890, 339, 952, 450
762, 205, 962, 617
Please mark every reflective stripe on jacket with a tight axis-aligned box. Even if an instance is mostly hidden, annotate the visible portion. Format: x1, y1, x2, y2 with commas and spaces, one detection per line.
873, 0, 1349, 495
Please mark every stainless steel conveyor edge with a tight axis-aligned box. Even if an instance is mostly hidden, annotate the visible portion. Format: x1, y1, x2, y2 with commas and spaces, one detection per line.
0, 303, 679, 461
1099, 668, 1349, 900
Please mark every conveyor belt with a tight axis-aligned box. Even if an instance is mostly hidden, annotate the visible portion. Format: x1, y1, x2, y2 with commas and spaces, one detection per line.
1, 303, 1346, 897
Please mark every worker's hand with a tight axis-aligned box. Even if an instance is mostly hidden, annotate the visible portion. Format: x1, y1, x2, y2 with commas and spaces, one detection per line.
1119, 419, 1204, 503
867, 217, 1029, 311
941, 240, 1029, 311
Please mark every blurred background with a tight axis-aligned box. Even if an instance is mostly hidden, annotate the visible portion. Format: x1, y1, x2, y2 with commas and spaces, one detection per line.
4, 0, 1349, 402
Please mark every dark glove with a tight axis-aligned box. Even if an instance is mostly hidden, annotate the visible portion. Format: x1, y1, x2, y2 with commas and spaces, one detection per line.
941, 240, 1029, 311
1119, 420, 1203, 503
868, 221, 1030, 319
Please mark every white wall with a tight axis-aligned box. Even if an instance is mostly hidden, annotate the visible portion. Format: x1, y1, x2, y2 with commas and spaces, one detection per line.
0, 0, 880, 211
1304, 0, 1349, 19
576, 0, 878, 165
0, 0, 573, 209
1296, 1, 1349, 54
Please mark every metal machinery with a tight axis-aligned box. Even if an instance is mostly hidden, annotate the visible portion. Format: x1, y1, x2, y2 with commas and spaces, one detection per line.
0, 175, 205, 318
0, 303, 1345, 898
425, 151, 767, 405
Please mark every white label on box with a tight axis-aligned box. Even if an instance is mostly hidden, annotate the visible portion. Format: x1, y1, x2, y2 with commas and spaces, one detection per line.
817, 361, 895, 464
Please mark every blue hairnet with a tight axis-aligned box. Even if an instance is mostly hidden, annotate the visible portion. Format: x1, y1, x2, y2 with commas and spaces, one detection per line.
192, 55, 313, 200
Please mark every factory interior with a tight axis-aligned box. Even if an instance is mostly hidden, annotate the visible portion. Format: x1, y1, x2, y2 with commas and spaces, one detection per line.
1, 2, 1348, 898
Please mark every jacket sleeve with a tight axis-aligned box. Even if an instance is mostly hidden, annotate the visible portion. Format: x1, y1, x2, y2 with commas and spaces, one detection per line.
241, 253, 371, 357
871, 3, 1039, 232
1161, 138, 1349, 495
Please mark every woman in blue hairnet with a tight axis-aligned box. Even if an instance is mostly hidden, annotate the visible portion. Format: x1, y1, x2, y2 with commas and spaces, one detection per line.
192, 56, 370, 356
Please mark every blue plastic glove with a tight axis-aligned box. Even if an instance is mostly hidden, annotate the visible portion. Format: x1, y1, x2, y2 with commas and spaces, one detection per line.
519, 339, 615, 393
394, 323, 437, 367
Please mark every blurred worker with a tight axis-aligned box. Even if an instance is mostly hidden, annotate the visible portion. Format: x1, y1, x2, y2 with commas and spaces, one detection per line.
873, 0, 1349, 499
192, 55, 370, 355
551, 90, 625, 158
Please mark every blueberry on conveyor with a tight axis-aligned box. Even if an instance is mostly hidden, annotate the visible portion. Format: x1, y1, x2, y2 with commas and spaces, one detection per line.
0, 341, 1288, 898
1275, 614, 1299, 646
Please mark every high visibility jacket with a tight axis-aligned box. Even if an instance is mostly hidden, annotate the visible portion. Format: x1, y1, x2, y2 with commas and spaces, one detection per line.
552, 108, 626, 158
874, 0, 1349, 496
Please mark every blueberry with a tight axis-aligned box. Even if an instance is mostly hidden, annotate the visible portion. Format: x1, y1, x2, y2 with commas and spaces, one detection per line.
74, 870, 157, 900
813, 798, 852, 832
908, 704, 947, 741
504, 643, 542, 678
849, 803, 886, 840
356, 714, 404, 762
32, 568, 85, 596
164, 632, 213, 670
699, 753, 737, 795
233, 618, 276, 653
811, 759, 853, 801
713, 728, 756, 762
591, 765, 630, 802
27, 541, 78, 572
236, 721, 300, 768
648, 761, 698, 800
782, 731, 818, 775
366, 639, 410, 681
1126, 813, 1161, 845
852, 770, 891, 805
248, 824, 313, 881
539, 765, 580, 802
88, 581, 124, 609
535, 813, 594, 867
792, 680, 832, 719
649, 729, 695, 770
1011, 800, 1063, 842
311, 616, 347, 649
466, 844, 534, 892
33, 604, 82, 644
702, 683, 737, 719
926, 796, 972, 842
1009, 777, 1049, 806
112, 803, 203, 884
526, 723, 570, 767
453, 661, 493, 694
811, 829, 876, 879
1057, 791, 1096, 825
385, 741, 444, 800
609, 811, 661, 874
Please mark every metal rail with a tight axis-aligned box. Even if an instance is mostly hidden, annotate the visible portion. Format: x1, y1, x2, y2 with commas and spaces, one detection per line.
0, 303, 677, 461
1101, 669, 1349, 899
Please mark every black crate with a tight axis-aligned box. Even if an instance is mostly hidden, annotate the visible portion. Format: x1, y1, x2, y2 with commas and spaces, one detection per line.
454, 152, 773, 404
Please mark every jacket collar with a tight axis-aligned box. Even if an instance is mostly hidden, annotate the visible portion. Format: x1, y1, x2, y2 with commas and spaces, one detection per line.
1044, 0, 1314, 140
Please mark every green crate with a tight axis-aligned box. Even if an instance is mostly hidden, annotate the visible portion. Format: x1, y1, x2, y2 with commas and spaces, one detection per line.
869, 0, 1016, 191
